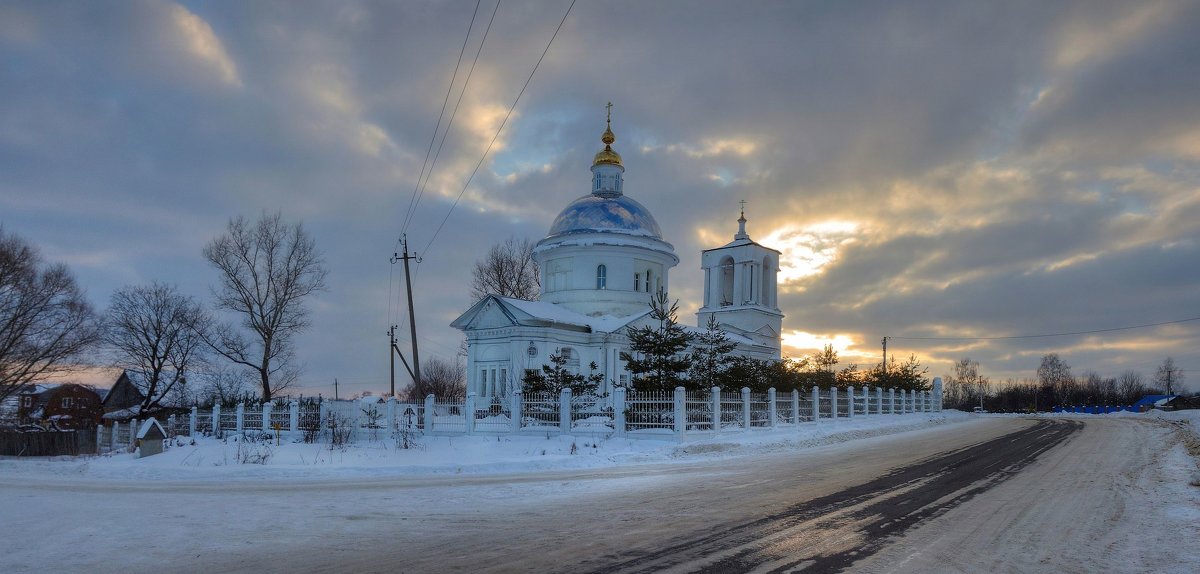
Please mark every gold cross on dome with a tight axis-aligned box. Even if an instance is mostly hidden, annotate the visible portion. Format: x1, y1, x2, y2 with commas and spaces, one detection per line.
606, 101, 613, 125
739, 199, 747, 216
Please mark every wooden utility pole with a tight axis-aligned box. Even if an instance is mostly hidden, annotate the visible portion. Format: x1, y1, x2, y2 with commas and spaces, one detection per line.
389, 324, 414, 397
881, 336, 888, 375
391, 236, 422, 392
388, 325, 396, 397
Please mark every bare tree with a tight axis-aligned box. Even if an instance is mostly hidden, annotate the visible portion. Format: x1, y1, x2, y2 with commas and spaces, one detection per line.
0, 228, 99, 403
103, 282, 207, 413
402, 356, 464, 401
946, 357, 988, 409
202, 212, 327, 400
195, 365, 254, 406
1037, 353, 1073, 409
1116, 370, 1146, 403
1154, 357, 1185, 395
469, 236, 539, 302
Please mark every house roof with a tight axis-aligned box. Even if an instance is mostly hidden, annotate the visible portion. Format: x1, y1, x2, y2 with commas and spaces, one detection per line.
136, 418, 166, 439
451, 295, 653, 334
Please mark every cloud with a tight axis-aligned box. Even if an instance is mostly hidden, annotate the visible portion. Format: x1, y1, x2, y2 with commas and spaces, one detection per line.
3, 0, 1199, 394
167, 3, 241, 87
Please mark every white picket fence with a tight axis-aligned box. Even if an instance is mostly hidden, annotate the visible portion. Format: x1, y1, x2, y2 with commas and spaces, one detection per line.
153, 378, 943, 443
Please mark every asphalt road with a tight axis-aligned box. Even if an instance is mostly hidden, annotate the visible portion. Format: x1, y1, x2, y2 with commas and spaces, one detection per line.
6, 416, 1191, 573
243, 417, 1104, 573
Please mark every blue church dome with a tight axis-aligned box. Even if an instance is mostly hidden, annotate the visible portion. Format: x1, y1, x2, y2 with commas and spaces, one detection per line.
547, 194, 663, 239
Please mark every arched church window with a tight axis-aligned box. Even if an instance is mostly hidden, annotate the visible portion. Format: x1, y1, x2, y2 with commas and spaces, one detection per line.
645, 270, 652, 293
762, 255, 773, 307
596, 264, 607, 289
720, 256, 734, 306
635, 273, 641, 292
559, 347, 580, 371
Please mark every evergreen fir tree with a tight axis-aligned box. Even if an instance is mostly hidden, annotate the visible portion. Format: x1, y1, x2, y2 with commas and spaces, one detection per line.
688, 314, 736, 389
621, 292, 693, 393
522, 349, 605, 397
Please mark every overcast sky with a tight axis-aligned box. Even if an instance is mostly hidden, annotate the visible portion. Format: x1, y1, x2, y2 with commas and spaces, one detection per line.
3, 0, 1199, 396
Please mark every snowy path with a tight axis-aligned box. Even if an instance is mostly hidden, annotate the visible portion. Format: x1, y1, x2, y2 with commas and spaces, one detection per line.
0, 416, 1195, 573
853, 416, 1200, 574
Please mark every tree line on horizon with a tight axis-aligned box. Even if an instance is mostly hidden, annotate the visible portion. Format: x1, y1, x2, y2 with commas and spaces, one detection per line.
0, 212, 327, 421
942, 354, 1186, 413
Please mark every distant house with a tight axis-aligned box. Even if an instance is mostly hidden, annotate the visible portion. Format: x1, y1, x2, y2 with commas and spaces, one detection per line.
101, 370, 188, 422
17, 384, 104, 430
101, 370, 147, 422
1131, 394, 1180, 412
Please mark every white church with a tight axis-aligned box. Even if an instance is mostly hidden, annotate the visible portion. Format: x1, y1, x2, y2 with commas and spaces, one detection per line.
451, 113, 784, 399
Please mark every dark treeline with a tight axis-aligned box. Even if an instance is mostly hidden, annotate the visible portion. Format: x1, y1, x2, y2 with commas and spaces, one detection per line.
943, 353, 1185, 412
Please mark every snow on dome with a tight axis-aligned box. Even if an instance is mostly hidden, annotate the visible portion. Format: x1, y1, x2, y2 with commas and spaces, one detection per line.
547, 194, 663, 239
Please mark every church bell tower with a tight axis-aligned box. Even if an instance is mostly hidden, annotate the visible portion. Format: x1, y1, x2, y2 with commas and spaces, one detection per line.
697, 206, 784, 359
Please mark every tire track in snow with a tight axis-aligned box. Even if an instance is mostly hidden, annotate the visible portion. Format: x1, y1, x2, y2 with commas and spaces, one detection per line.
584, 419, 1082, 574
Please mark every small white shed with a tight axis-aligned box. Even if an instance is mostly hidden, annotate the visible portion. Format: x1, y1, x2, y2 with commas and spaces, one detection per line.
136, 418, 167, 458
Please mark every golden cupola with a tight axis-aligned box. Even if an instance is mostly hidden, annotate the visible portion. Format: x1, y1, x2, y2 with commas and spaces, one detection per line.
592, 105, 623, 167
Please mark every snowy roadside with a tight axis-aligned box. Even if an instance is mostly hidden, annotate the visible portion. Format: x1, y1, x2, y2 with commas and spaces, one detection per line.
0, 411, 976, 483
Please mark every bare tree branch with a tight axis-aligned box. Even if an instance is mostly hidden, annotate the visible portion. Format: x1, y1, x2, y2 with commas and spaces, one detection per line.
202, 212, 326, 400
0, 227, 99, 403
469, 237, 539, 302
103, 282, 207, 412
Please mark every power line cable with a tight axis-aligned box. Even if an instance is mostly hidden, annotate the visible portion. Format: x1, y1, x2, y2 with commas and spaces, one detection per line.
889, 315, 1200, 342
400, 0, 481, 235
420, 0, 577, 259
405, 0, 501, 237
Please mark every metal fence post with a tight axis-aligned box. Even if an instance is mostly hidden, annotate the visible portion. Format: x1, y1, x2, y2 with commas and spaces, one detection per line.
424, 394, 436, 432
386, 397, 396, 435
791, 389, 800, 425
262, 402, 272, 433
932, 377, 943, 411
767, 388, 777, 428
812, 386, 820, 423
465, 393, 476, 435
559, 388, 571, 434
741, 387, 751, 430
674, 387, 686, 436
711, 387, 721, 434
512, 390, 524, 434
612, 387, 625, 437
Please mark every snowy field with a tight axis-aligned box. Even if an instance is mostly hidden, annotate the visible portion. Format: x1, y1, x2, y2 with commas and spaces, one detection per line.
1, 410, 1197, 573
1, 411, 975, 482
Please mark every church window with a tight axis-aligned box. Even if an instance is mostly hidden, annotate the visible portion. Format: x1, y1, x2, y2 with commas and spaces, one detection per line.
500, 369, 508, 394
480, 370, 487, 395
720, 257, 734, 306
762, 256, 772, 307
560, 347, 580, 371
748, 266, 755, 304
645, 270, 652, 292
596, 264, 607, 289
635, 273, 641, 292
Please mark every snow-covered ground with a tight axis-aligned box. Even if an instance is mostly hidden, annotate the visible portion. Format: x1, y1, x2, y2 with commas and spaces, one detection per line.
0, 411, 973, 482
1, 410, 1196, 574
